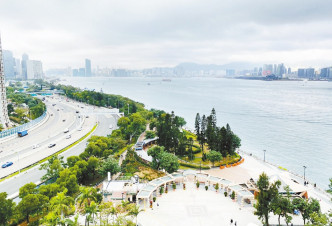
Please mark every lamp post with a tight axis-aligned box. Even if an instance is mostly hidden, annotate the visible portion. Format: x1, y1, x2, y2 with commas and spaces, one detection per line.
127, 103, 129, 115
263, 150, 266, 162
303, 166, 307, 185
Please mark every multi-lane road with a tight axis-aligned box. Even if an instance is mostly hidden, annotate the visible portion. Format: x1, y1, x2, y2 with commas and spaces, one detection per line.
0, 95, 119, 198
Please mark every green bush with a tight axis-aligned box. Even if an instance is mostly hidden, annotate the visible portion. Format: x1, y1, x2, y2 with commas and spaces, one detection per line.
224, 191, 228, 197
179, 161, 210, 169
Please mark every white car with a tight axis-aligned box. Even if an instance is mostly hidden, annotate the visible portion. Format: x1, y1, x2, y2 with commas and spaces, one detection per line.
32, 144, 40, 149
66, 134, 71, 139
63, 128, 69, 133
78, 127, 82, 131
109, 125, 113, 129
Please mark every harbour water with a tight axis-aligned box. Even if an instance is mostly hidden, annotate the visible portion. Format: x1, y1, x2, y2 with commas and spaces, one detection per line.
62, 77, 332, 189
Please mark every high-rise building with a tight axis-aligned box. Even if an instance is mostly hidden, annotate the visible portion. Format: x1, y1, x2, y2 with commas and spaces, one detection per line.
79, 68, 85, 76
306, 68, 315, 79
0, 36, 11, 128
14, 58, 22, 78
297, 69, 305, 78
3, 50, 15, 79
21, 53, 29, 80
263, 64, 273, 76
32, 60, 43, 79
26, 60, 34, 79
85, 59, 91, 76
320, 67, 332, 79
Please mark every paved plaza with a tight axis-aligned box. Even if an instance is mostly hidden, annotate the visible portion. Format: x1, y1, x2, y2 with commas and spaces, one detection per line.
138, 182, 261, 226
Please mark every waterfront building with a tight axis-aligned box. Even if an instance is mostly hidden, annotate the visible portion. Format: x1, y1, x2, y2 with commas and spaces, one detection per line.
320, 67, 332, 79
79, 68, 85, 76
0, 36, 11, 128
262, 64, 273, 76
2, 50, 15, 79
85, 58, 91, 76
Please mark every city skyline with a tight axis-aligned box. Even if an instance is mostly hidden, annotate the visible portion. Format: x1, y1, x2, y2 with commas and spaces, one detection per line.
1, 0, 332, 69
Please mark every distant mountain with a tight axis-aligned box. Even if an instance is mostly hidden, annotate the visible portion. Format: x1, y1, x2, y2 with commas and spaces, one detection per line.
174, 62, 260, 71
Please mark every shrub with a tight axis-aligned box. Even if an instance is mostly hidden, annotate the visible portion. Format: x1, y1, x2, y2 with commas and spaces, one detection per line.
215, 183, 219, 191
153, 197, 156, 202
231, 191, 235, 200
172, 183, 176, 190
196, 181, 200, 188
224, 191, 228, 197
205, 185, 208, 191
179, 162, 210, 169
159, 186, 164, 194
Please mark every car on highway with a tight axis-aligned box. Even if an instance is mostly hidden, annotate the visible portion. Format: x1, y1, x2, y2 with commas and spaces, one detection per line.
76, 111, 79, 113
32, 144, 40, 149
109, 125, 113, 129
2, 162, 13, 168
63, 128, 69, 133
66, 134, 71, 139
86, 115, 89, 118
52, 104, 56, 106
78, 127, 82, 131
57, 109, 60, 111
48, 143, 56, 148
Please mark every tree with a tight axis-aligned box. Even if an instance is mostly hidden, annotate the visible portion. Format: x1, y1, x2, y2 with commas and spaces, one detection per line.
38, 183, 64, 200
17, 194, 49, 224
207, 150, 222, 167
99, 202, 114, 225
271, 186, 293, 226
86, 156, 100, 180
67, 156, 81, 168
254, 172, 281, 226
49, 190, 75, 221
98, 156, 121, 177
77, 187, 100, 226
145, 130, 156, 139
0, 192, 15, 225
308, 211, 329, 226
148, 146, 165, 170
328, 178, 332, 194
40, 155, 65, 181
292, 198, 321, 225
56, 168, 79, 196
127, 204, 143, 226
160, 152, 179, 173
127, 112, 147, 142
19, 182, 37, 198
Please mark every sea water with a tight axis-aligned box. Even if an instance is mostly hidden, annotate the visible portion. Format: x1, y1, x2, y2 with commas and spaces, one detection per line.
63, 77, 332, 189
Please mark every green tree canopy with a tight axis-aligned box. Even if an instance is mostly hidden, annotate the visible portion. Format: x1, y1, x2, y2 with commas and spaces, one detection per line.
207, 150, 222, 167
0, 192, 15, 226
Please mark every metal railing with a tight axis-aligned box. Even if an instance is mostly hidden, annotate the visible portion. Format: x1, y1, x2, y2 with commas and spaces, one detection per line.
0, 111, 47, 138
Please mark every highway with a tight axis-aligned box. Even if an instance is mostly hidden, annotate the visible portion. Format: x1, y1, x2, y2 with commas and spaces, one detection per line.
0, 95, 119, 198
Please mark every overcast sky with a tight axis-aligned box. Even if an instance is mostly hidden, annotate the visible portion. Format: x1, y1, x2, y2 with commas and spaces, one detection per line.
1, 0, 332, 69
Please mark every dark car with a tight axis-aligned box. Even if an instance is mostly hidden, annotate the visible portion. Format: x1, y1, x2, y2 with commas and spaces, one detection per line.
2, 162, 13, 168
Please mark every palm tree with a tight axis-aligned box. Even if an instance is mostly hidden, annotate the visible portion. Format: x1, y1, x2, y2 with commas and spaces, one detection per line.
127, 204, 143, 226
77, 186, 99, 226
50, 191, 75, 221
85, 201, 98, 225
110, 205, 118, 224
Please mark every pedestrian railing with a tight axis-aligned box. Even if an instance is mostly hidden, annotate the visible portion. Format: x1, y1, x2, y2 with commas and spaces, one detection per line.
0, 111, 47, 139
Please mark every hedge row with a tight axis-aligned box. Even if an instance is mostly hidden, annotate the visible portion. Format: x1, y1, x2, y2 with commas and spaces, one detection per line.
179, 161, 210, 169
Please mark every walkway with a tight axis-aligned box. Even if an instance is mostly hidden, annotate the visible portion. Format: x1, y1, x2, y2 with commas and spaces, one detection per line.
138, 182, 261, 226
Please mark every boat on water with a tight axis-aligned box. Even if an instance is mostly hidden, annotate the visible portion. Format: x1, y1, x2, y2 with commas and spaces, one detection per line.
162, 78, 172, 82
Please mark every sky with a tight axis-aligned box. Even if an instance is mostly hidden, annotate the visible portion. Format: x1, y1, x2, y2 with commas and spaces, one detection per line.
1, 0, 332, 70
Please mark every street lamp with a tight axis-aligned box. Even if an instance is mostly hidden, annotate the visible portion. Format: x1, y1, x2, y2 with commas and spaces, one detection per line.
303, 166, 307, 185
127, 103, 129, 115
263, 150, 266, 162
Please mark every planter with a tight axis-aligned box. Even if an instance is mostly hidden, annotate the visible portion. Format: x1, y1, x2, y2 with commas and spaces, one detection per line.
153, 197, 156, 202
183, 184, 186, 190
